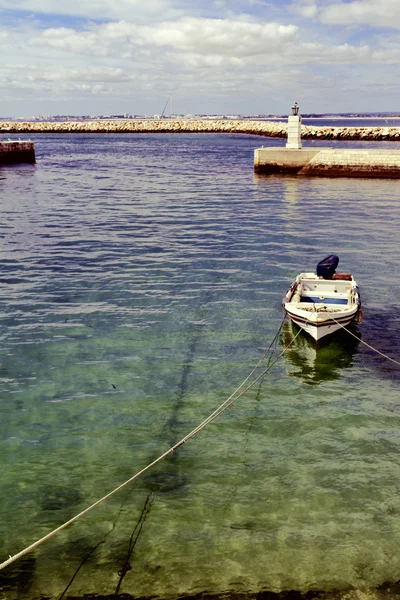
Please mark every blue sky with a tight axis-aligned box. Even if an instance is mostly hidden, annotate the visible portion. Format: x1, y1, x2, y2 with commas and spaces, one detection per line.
1, 0, 399, 117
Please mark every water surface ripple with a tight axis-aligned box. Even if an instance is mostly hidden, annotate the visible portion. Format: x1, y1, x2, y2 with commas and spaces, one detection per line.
0, 132, 400, 599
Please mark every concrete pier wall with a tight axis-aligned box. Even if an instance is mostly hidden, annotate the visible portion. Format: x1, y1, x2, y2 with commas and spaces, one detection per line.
254, 147, 400, 178
0, 141, 35, 165
301, 149, 400, 178
254, 148, 330, 174
1, 119, 400, 141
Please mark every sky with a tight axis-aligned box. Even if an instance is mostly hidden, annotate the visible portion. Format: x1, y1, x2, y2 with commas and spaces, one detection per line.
0, 0, 399, 117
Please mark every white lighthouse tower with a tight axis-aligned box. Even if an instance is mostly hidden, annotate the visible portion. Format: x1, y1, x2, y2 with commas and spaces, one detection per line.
286, 101, 302, 149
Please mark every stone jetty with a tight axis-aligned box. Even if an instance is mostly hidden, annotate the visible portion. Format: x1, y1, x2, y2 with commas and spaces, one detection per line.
254, 104, 400, 178
1, 119, 400, 141
301, 149, 400, 178
0, 140, 35, 164
2, 117, 400, 175
254, 147, 400, 178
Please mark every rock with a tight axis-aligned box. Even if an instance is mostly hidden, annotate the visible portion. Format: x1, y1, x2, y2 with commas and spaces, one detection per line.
0, 119, 400, 141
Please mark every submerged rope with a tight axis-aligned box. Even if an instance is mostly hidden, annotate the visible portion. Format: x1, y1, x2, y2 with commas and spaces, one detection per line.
0, 317, 299, 572
114, 493, 155, 597
330, 315, 400, 367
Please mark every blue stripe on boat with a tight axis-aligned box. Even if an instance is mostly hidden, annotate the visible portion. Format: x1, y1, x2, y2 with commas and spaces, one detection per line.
300, 296, 348, 305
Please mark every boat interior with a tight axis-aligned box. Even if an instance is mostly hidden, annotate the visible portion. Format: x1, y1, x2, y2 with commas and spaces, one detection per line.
290, 276, 355, 307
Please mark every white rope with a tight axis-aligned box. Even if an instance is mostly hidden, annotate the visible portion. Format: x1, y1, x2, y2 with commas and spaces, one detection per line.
0, 319, 301, 572
330, 315, 400, 367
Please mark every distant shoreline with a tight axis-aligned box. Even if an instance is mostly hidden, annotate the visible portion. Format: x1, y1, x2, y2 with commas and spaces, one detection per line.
268, 116, 400, 121
1, 119, 400, 141
2, 116, 400, 122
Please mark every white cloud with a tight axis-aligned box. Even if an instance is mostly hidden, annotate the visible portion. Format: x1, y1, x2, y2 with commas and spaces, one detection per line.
2, 64, 137, 94
291, 0, 400, 29
290, 0, 318, 19
0, 16, 301, 111
212, 0, 227, 8
1, 2, 400, 114
320, 0, 400, 27
0, 0, 182, 22
22, 18, 299, 60
139, 18, 299, 57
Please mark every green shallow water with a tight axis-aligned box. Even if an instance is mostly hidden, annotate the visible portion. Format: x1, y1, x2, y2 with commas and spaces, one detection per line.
0, 133, 400, 599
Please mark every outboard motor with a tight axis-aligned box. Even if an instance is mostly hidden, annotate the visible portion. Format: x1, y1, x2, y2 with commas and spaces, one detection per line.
316, 254, 339, 279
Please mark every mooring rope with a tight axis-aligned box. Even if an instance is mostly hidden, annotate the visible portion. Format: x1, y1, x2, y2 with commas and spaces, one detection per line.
114, 492, 155, 597
330, 315, 400, 367
0, 317, 300, 572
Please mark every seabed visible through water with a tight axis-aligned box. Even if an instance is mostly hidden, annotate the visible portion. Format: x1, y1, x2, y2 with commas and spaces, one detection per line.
1, 131, 400, 599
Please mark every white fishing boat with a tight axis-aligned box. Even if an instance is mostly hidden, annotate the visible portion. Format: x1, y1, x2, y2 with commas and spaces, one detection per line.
283, 255, 362, 342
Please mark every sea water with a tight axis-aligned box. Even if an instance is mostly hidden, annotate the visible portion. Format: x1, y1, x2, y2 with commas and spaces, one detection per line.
0, 131, 400, 599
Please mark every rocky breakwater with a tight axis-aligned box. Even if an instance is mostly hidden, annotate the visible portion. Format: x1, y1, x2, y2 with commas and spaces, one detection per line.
0, 119, 287, 137
302, 123, 400, 142
1, 119, 400, 141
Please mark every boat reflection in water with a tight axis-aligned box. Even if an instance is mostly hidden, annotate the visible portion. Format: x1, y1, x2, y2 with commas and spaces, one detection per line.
282, 320, 360, 385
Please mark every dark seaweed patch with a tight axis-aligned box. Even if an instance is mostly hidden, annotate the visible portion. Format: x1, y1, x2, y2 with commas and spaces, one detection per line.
40, 486, 82, 511
144, 469, 188, 494
0, 556, 36, 596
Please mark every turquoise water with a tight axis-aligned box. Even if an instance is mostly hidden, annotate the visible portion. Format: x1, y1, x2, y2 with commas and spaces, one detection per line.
0, 133, 400, 599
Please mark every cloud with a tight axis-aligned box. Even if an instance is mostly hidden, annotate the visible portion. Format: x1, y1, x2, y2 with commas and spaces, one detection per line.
291, 0, 400, 29
322, 1, 400, 28
290, 0, 318, 19
1, 64, 136, 94
1, 1, 400, 115
0, 0, 182, 23
134, 18, 299, 57
1, 16, 398, 86
26, 18, 299, 59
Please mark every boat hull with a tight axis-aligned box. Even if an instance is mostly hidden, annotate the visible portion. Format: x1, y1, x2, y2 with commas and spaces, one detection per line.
283, 271, 361, 342
285, 306, 359, 341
